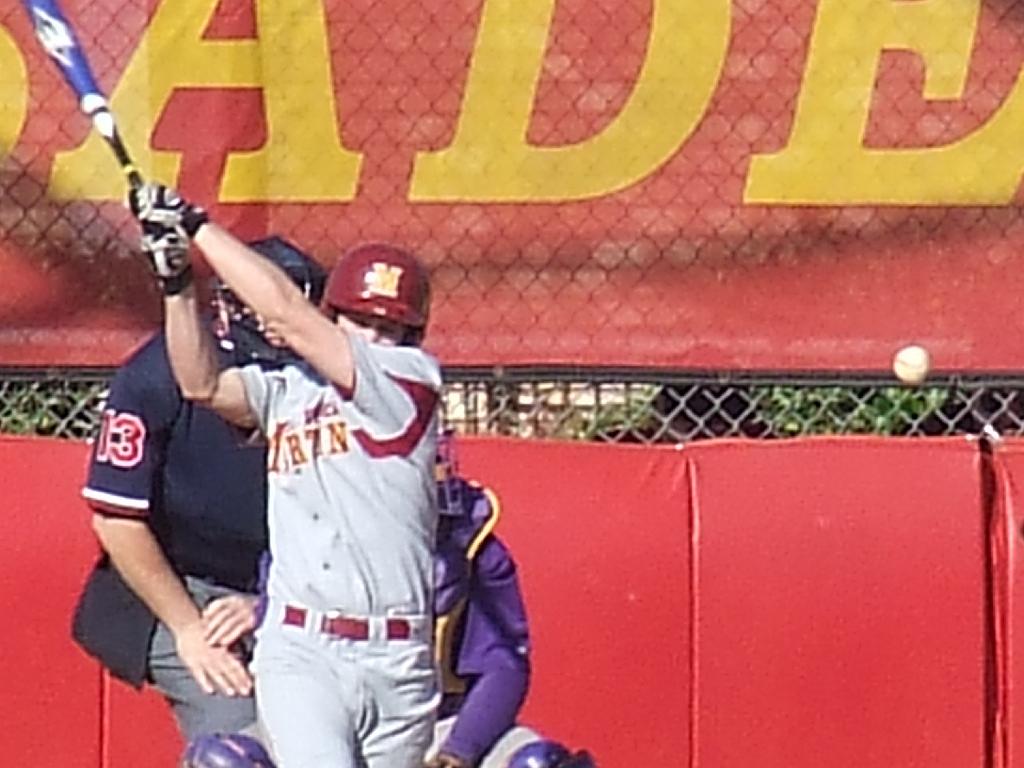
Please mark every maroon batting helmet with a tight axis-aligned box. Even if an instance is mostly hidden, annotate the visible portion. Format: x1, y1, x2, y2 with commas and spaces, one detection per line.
321, 243, 430, 339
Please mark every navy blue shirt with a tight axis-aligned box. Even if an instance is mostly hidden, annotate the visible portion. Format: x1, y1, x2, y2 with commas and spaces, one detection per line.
82, 333, 268, 591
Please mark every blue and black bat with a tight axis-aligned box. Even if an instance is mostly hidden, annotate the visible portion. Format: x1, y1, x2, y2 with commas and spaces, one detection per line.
22, 0, 142, 190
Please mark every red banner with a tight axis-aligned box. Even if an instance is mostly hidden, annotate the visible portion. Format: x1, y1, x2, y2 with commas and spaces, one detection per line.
2, 1, 1023, 369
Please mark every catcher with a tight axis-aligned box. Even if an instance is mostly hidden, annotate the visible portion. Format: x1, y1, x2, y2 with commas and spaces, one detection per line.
427, 433, 595, 768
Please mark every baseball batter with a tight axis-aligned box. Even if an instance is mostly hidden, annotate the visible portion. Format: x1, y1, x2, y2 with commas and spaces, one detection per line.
129, 183, 441, 768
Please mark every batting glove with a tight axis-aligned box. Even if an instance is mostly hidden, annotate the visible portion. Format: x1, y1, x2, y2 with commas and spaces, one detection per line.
129, 182, 209, 239
141, 223, 193, 296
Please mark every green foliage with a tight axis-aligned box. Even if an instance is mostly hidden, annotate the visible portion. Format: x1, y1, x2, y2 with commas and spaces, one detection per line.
753, 385, 951, 436
576, 384, 661, 441
0, 378, 106, 439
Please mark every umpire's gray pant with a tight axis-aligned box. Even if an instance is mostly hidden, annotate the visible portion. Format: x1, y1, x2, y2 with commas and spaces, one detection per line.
148, 576, 258, 741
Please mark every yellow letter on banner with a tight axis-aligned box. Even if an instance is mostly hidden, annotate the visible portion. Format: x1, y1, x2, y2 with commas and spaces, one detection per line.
0, 26, 28, 157
746, 0, 1024, 205
410, 0, 730, 202
222, 1, 360, 202
51, 0, 360, 202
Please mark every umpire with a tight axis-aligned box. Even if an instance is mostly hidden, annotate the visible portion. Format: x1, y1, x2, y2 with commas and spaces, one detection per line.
71, 236, 325, 741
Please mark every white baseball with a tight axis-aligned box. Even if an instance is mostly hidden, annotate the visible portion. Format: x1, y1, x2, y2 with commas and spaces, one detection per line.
892, 344, 931, 385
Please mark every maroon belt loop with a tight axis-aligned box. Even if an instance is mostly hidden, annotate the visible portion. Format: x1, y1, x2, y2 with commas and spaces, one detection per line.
385, 618, 412, 640
321, 615, 370, 640
282, 604, 412, 640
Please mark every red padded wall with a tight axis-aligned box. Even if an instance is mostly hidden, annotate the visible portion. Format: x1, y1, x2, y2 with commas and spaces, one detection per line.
992, 440, 1024, 768
106, 677, 182, 768
0, 435, 1006, 767
686, 438, 988, 768
0, 436, 182, 768
460, 438, 692, 768
0, 436, 102, 767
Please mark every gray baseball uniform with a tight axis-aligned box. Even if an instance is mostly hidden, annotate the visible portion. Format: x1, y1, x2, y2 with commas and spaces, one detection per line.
238, 334, 441, 768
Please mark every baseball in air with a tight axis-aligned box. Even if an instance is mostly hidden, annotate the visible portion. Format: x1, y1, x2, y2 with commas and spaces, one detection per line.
892, 344, 931, 385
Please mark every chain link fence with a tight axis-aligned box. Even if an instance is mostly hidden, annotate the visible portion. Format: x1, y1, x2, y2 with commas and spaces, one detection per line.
4, 368, 1023, 443
0, 369, 110, 439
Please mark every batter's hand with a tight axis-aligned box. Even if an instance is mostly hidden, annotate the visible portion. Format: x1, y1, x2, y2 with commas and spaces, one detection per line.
140, 223, 193, 295
202, 594, 258, 648
424, 752, 470, 768
175, 620, 253, 697
128, 182, 208, 239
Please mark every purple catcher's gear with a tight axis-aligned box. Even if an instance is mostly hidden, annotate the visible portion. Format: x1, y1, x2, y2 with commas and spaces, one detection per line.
180, 733, 276, 768
436, 428, 464, 515
559, 750, 597, 768
506, 740, 596, 768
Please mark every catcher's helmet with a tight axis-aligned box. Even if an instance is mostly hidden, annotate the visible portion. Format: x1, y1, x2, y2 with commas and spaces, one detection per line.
180, 732, 276, 768
321, 242, 430, 343
506, 741, 596, 768
436, 428, 464, 515
213, 235, 326, 365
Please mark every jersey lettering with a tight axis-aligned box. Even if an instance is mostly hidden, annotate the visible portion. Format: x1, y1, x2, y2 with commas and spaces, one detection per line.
94, 409, 147, 468
267, 416, 350, 474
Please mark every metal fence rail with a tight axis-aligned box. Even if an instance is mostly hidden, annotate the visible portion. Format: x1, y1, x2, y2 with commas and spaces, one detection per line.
4, 367, 1024, 443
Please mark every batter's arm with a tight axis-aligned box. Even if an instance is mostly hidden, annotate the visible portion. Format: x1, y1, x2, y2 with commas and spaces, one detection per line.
163, 283, 254, 427
90, 514, 252, 696
193, 224, 358, 391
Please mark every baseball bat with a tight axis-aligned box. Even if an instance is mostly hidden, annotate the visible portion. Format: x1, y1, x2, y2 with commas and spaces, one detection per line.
22, 0, 142, 190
